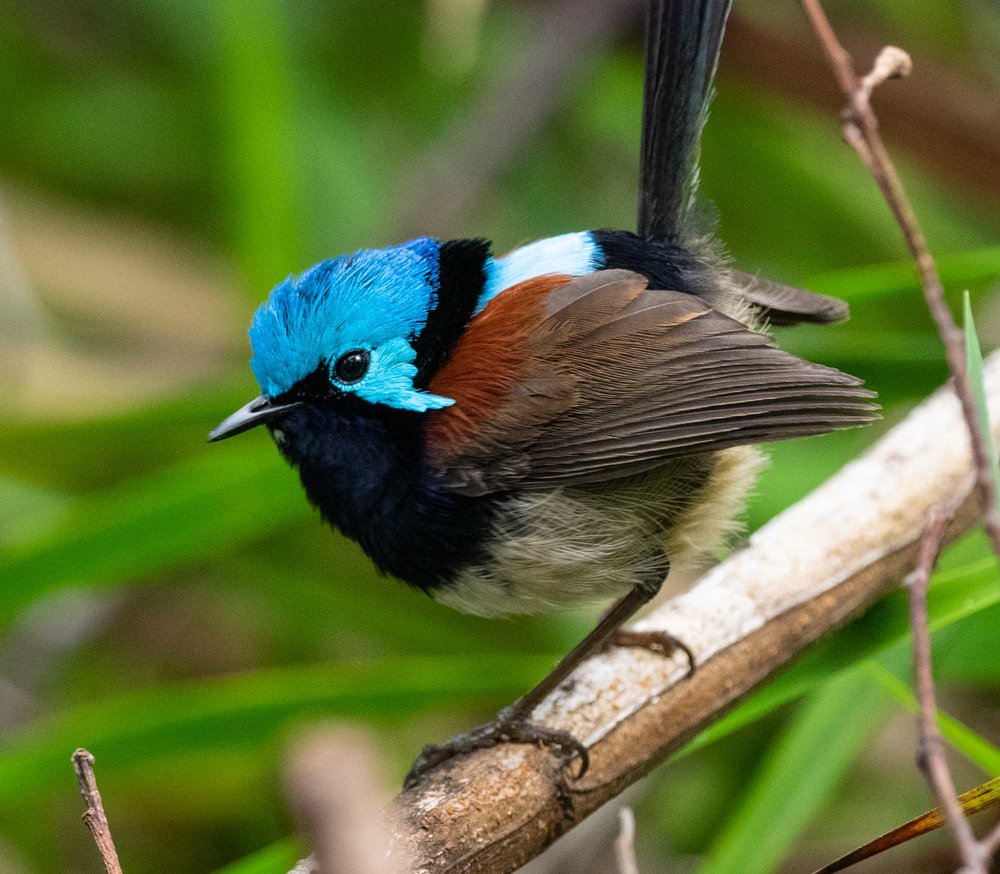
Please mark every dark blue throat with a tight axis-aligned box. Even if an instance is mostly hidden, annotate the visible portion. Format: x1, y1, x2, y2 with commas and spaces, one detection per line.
271, 403, 493, 592
260, 236, 495, 593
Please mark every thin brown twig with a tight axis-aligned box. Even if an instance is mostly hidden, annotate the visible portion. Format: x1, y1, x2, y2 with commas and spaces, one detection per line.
800, 0, 1000, 562
615, 807, 641, 874
905, 508, 988, 873
801, 3, 1000, 871
72, 748, 124, 874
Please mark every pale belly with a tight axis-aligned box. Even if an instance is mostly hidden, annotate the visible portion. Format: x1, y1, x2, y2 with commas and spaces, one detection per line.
432, 446, 763, 617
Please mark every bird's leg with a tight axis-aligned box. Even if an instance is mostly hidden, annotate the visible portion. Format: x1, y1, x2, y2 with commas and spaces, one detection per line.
404, 585, 667, 789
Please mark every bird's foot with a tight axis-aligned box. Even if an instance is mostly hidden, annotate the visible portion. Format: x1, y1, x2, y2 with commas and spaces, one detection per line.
403, 704, 589, 790
610, 628, 696, 678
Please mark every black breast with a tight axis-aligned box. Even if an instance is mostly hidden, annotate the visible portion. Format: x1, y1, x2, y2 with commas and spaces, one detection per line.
272, 402, 494, 593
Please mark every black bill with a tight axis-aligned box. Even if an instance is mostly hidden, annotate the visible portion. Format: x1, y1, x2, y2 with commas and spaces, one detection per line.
208, 395, 301, 442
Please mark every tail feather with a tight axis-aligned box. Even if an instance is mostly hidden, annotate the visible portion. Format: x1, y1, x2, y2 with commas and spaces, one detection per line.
731, 270, 850, 326
637, 0, 733, 243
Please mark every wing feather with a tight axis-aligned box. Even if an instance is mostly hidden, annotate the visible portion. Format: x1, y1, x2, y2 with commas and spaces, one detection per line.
426, 270, 876, 495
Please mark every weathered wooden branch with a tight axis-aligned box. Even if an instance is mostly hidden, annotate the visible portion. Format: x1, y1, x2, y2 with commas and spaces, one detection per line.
375, 352, 1000, 873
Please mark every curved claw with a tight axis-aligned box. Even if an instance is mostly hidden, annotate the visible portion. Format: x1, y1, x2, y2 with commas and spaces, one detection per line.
612, 628, 697, 679
559, 731, 590, 780
403, 715, 590, 790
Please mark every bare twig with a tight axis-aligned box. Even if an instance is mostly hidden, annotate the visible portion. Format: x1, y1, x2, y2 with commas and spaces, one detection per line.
799, 0, 1000, 563
720, 14, 1000, 200
615, 808, 641, 874
905, 509, 986, 872
906, 511, 1000, 873
72, 749, 124, 874
801, 4, 1000, 872
984, 823, 1000, 855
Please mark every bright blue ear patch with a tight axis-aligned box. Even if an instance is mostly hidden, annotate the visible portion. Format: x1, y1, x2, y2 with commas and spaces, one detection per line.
249, 238, 453, 411
341, 337, 453, 412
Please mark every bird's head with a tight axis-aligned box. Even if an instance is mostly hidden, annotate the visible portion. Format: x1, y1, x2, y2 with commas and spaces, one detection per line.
209, 237, 460, 443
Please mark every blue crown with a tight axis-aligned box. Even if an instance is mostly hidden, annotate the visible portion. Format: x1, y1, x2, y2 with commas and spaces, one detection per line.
248, 238, 454, 412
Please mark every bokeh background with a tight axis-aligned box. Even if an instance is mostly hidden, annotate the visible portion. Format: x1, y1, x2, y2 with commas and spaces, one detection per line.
1, 0, 998, 871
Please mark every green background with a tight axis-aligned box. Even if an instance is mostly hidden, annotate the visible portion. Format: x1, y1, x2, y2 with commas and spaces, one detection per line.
0, 0, 998, 871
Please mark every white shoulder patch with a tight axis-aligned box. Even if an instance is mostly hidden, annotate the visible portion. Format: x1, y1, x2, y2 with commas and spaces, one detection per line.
479, 231, 600, 311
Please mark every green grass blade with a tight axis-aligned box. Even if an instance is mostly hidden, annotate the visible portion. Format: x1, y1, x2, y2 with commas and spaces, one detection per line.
0, 444, 311, 627
222, 547, 576, 657
933, 603, 1000, 684
213, 0, 304, 297
808, 246, 1000, 301
963, 291, 1000, 516
0, 381, 249, 491
698, 669, 888, 874
0, 476, 70, 547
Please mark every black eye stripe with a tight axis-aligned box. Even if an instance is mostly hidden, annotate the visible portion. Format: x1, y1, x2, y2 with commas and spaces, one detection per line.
332, 349, 370, 384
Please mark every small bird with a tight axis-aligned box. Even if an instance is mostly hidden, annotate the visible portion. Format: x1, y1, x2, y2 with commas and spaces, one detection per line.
210, 0, 875, 786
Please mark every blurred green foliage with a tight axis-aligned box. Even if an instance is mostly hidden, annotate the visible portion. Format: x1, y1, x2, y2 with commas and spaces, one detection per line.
0, 1, 998, 872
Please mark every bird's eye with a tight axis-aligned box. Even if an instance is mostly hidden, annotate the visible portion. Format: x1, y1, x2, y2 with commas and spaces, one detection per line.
332, 349, 370, 385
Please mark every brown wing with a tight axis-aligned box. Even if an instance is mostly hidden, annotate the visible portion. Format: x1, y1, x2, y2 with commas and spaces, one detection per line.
426, 270, 876, 496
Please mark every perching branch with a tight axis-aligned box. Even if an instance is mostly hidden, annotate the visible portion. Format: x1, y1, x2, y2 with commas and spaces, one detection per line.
370, 353, 1000, 874
72, 749, 124, 874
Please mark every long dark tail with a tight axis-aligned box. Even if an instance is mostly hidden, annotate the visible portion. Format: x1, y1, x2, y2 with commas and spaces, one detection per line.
637, 0, 732, 243
636, 0, 851, 326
